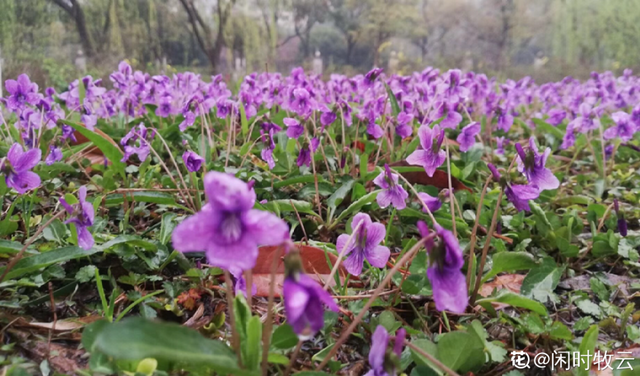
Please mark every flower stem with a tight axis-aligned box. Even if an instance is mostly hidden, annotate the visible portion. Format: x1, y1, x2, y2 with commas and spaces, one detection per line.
260, 245, 284, 376
284, 340, 303, 376
223, 270, 241, 365
445, 137, 457, 237
466, 176, 492, 288
315, 236, 431, 371
470, 189, 504, 305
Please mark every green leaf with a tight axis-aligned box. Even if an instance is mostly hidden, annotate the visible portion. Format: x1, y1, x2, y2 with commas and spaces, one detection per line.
239, 101, 249, 137
92, 318, 250, 375
437, 331, 485, 373
159, 213, 177, 245
476, 290, 548, 316
43, 218, 67, 244
260, 199, 318, 217
327, 179, 355, 220
100, 235, 157, 252
334, 190, 379, 224
61, 119, 126, 179
271, 324, 298, 350
483, 252, 538, 282
384, 82, 401, 116
104, 191, 185, 209
0, 240, 23, 255
549, 321, 573, 340
273, 175, 325, 189
75, 265, 97, 283
532, 118, 565, 140
244, 316, 262, 370
520, 259, 564, 304
409, 339, 442, 375
0, 246, 100, 280
575, 325, 599, 376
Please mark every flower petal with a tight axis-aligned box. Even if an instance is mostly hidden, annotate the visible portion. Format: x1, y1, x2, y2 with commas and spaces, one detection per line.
76, 226, 94, 250
427, 266, 468, 313
172, 207, 216, 253
365, 245, 390, 269
369, 326, 389, 370
204, 171, 256, 212
244, 209, 289, 246
283, 277, 310, 324
343, 248, 365, 276
8, 171, 41, 194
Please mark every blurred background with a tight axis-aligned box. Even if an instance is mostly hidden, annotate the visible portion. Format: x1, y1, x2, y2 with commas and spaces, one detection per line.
1, 0, 640, 91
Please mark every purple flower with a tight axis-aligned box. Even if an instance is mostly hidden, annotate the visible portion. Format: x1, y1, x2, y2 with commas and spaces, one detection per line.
604, 112, 635, 141
373, 164, 408, 210
495, 136, 508, 155
363, 67, 384, 88
172, 172, 289, 271
182, 151, 204, 172
284, 117, 304, 139
179, 111, 196, 131
121, 123, 155, 163
496, 105, 513, 132
320, 111, 337, 127
230, 268, 256, 298
1, 143, 41, 194
614, 199, 628, 237
283, 272, 339, 339
561, 121, 577, 150
260, 122, 281, 170
60, 186, 95, 250
155, 95, 174, 117
336, 213, 390, 276
417, 192, 442, 213
439, 103, 463, 130
457, 122, 480, 152
515, 137, 560, 191
5, 74, 40, 111
547, 109, 566, 126
406, 124, 446, 177
505, 184, 540, 212
365, 326, 406, 376
488, 163, 539, 212
426, 225, 468, 313
45, 146, 63, 166
395, 112, 413, 138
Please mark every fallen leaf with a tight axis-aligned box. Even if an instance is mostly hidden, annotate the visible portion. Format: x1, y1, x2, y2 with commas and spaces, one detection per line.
479, 274, 524, 297
250, 244, 350, 297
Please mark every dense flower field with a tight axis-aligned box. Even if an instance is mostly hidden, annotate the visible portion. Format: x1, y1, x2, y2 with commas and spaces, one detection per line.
1, 63, 640, 375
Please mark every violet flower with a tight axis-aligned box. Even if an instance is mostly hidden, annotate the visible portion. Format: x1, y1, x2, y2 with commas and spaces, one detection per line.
395, 112, 413, 138
614, 199, 628, 237
406, 124, 446, 177
172, 172, 289, 271
230, 268, 256, 298
1, 143, 41, 194
495, 136, 508, 155
546, 109, 566, 126
426, 224, 468, 313
120, 123, 155, 163
488, 163, 539, 212
5, 74, 40, 111
515, 137, 560, 191
373, 164, 409, 210
60, 186, 95, 250
296, 138, 318, 168
283, 251, 339, 339
417, 192, 442, 213
320, 111, 337, 127
45, 146, 63, 166
457, 122, 480, 152
336, 213, 390, 276
365, 326, 406, 376
604, 111, 635, 141
182, 150, 204, 172
284, 117, 304, 139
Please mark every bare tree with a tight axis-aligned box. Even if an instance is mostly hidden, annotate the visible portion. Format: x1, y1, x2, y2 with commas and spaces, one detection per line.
49, 0, 95, 57
179, 0, 237, 72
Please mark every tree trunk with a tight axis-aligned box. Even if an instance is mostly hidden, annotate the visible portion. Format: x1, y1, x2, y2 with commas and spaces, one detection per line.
50, 0, 95, 57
